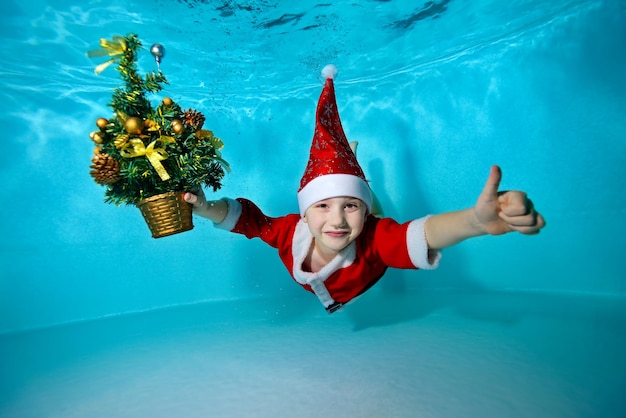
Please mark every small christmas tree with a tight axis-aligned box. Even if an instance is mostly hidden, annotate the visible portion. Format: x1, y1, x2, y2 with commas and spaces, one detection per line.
87, 34, 229, 206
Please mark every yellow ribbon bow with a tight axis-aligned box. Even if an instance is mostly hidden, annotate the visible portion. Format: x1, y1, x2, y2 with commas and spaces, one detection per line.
87, 36, 128, 74
120, 138, 172, 181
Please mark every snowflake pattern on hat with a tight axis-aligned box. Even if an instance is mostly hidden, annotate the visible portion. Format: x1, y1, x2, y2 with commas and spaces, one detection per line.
299, 76, 367, 190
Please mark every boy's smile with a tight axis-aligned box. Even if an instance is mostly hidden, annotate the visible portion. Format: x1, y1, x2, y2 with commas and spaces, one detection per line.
303, 196, 367, 262
325, 230, 349, 238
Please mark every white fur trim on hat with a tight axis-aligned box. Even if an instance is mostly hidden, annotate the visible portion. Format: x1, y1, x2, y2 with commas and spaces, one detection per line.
297, 173, 373, 216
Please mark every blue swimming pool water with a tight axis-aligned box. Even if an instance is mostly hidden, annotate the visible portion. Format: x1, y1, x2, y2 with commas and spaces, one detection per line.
1, 0, 625, 416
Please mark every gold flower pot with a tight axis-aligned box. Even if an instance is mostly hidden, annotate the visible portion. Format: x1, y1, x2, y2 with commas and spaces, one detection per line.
137, 192, 193, 238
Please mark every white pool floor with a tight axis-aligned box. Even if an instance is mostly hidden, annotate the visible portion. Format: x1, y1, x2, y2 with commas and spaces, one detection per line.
1, 291, 625, 418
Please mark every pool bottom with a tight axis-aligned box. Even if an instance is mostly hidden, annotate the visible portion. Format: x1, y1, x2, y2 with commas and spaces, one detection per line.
1, 291, 625, 418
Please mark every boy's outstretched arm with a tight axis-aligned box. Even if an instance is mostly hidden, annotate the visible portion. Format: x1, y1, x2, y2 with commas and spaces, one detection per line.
183, 190, 228, 224
424, 165, 546, 250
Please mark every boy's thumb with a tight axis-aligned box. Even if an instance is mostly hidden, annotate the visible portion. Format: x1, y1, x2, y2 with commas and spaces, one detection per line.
479, 165, 502, 201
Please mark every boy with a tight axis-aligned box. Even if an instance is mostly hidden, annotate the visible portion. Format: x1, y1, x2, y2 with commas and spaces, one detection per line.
184, 65, 545, 313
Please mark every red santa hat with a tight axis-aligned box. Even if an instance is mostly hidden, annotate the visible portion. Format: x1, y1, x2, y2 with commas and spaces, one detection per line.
297, 64, 373, 216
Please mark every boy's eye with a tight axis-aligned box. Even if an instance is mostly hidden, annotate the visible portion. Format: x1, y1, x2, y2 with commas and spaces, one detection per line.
312, 200, 361, 211
344, 202, 361, 211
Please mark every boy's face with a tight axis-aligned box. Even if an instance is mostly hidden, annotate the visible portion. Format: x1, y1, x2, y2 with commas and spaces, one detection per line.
303, 196, 367, 256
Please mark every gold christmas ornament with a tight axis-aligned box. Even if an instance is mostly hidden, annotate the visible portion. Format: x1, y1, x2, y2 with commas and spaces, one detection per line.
144, 119, 160, 131
171, 119, 184, 134
162, 97, 173, 106
90, 131, 104, 144
124, 116, 144, 135
96, 117, 109, 130
90, 149, 121, 184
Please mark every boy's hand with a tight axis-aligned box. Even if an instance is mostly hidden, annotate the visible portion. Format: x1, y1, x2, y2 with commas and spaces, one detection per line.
182, 188, 228, 223
474, 165, 545, 236
183, 187, 207, 210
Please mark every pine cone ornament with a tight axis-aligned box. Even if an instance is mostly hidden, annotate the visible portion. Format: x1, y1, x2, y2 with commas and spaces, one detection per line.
182, 109, 205, 130
90, 149, 121, 185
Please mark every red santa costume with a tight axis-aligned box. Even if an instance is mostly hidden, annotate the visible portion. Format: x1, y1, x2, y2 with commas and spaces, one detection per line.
215, 65, 441, 313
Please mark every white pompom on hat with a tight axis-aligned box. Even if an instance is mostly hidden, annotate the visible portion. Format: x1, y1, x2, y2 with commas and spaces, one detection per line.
297, 65, 373, 216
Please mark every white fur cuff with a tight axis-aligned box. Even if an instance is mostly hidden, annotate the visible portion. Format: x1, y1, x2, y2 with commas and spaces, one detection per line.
407, 216, 441, 270
213, 198, 242, 231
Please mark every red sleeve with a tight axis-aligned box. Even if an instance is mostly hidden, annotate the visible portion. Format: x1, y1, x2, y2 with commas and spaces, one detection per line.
362, 216, 418, 269
231, 198, 299, 250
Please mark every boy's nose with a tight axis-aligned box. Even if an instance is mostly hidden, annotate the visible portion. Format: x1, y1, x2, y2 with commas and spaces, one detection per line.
330, 208, 348, 229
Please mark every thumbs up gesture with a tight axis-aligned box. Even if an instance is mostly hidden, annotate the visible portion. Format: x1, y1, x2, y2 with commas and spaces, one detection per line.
474, 165, 545, 236
423, 165, 546, 250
